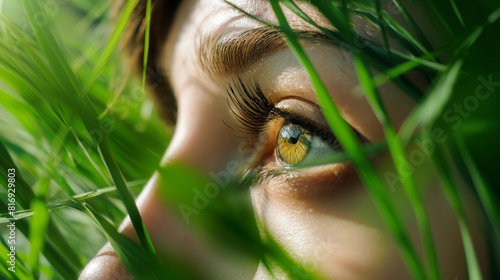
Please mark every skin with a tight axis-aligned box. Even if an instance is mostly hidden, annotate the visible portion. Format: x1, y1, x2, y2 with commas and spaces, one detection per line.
80, 1, 486, 279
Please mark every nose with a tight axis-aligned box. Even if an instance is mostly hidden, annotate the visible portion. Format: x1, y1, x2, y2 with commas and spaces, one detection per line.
79, 93, 254, 279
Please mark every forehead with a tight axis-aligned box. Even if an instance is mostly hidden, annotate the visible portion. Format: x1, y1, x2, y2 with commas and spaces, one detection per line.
161, 0, 434, 95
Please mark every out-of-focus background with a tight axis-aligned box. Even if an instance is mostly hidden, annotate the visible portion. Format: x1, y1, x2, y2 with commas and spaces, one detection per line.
0, 0, 169, 278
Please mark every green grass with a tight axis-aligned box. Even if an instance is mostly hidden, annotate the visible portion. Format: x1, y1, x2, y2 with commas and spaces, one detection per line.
269, 1, 426, 279
0, 0, 499, 279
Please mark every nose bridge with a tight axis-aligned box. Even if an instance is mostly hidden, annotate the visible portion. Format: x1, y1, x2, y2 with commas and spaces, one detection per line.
136, 86, 235, 227
161, 89, 235, 172
137, 87, 244, 243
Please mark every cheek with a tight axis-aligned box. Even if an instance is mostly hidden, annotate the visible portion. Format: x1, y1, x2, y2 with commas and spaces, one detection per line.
250, 167, 403, 279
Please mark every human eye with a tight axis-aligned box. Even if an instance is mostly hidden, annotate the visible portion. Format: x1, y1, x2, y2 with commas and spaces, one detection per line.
226, 78, 358, 184
275, 120, 340, 167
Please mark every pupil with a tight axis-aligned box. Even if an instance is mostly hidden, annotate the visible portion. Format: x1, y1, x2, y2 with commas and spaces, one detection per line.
282, 125, 302, 145
290, 134, 300, 144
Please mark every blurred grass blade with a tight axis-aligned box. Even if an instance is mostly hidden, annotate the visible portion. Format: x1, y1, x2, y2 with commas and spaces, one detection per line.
374, 0, 392, 62
282, 0, 427, 101
87, 0, 139, 88
400, 59, 464, 141
449, 0, 465, 27
0, 181, 147, 223
0, 139, 81, 278
270, 1, 426, 279
0, 67, 62, 133
22, 0, 155, 257
372, 51, 447, 88
391, 0, 433, 52
0, 237, 29, 280
28, 198, 49, 279
429, 137, 483, 280
142, 0, 151, 89
159, 163, 327, 280
401, 20, 487, 140
454, 133, 500, 245
352, 54, 440, 280
82, 202, 201, 280
294, 141, 388, 168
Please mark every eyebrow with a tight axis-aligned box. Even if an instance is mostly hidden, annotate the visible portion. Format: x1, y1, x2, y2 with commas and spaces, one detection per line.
199, 26, 333, 79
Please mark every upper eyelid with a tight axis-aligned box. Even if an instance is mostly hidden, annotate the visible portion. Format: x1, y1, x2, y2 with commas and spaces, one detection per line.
273, 108, 335, 141
274, 104, 370, 145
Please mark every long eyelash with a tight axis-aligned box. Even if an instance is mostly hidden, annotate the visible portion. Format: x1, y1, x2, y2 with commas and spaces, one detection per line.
226, 78, 279, 138
239, 165, 286, 188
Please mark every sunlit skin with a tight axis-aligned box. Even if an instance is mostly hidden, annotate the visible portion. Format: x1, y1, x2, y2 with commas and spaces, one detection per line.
80, 1, 487, 279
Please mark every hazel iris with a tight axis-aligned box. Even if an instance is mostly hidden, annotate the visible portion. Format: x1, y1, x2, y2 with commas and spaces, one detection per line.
276, 124, 312, 166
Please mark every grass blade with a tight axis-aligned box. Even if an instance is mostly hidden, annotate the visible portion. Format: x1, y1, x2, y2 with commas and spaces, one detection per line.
429, 138, 483, 280
22, 0, 156, 258
270, 1, 426, 279
352, 54, 440, 280
28, 198, 49, 279
86, 0, 139, 89
454, 133, 500, 245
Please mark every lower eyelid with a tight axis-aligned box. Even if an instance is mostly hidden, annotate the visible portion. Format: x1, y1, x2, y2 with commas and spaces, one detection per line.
255, 162, 358, 200
248, 143, 355, 187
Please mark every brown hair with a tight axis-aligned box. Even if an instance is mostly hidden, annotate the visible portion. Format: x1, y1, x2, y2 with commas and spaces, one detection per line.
115, 0, 182, 123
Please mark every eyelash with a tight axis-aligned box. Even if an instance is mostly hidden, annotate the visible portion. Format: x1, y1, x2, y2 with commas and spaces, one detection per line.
226, 77, 278, 138
226, 78, 342, 185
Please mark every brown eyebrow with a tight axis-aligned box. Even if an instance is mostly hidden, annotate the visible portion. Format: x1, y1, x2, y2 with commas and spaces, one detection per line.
198, 26, 334, 79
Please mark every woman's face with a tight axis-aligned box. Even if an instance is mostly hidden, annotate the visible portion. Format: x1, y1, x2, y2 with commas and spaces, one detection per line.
80, 1, 485, 279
